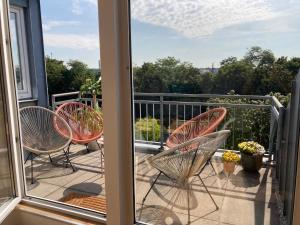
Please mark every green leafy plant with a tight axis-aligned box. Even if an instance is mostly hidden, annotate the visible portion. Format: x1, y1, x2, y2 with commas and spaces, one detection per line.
71, 108, 103, 133
222, 150, 240, 163
238, 141, 265, 155
80, 78, 101, 96
80, 78, 102, 111
135, 117, 161, 142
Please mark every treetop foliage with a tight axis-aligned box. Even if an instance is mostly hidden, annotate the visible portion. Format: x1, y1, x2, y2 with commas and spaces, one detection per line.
46, 46, 300, 102
133, 46, 300, 96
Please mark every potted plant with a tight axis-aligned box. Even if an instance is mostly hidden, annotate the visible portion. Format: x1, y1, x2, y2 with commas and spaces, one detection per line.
222, 150, 240, 174
238, 141, 265, 172
80, 78, 103, 151
80, 77, 102, 111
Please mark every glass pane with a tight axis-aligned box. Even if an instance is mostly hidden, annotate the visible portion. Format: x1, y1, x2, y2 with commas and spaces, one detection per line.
10, 12, 24, 91
21, 0, 106, 215
131, 0, 298, 224
0, 57, 14, 206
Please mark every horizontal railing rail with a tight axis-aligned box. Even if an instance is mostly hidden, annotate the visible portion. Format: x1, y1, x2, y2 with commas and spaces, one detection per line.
51, 91, 284, 159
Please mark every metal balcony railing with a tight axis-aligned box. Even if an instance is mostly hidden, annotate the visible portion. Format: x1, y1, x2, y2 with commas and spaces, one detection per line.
51, 92, 284, 159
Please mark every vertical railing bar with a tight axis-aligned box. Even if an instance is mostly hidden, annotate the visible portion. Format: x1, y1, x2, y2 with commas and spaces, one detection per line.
176, 104, 178, 128
139, 103, 142, 140
232, 107, 236, 149
260, 109, 262, 144
152, 103, 155, 142
159, 95, 164, 149
146, 103, 148, 141
192, 104, 194, 117
241, 108, 244, 141
183, 104, 186, 123
250, 116, 253, 140
225, 107, 229, 147
168, 104, 171, 135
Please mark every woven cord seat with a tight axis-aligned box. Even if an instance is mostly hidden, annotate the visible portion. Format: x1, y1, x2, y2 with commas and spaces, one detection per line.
142, 130, 230, 224
55, 102, 103, 145
166, 107, 227, 149
55, 102, 104, 172
20, 106, 74, 184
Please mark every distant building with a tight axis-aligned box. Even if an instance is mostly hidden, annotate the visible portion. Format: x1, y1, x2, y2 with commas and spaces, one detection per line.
199, 67, 219, 74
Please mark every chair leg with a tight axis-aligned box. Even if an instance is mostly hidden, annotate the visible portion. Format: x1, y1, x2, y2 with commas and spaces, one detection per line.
48, 154, 53, 164
142, 171, 162, 204
208, 159, 217, 175
65, 143, 72, 168
30, 153, 34, 184
63, 149, 76, 172
85, 144, 89, 153
197, 175, 218, 209
96, 140, 102, 150
24, 152, 31, 164
187, 183, 191, 225
67, 143, 71, 154
96, 141, 105, 174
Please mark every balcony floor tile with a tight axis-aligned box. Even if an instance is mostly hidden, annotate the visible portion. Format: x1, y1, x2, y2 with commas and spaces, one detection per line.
25, 144, 281, 225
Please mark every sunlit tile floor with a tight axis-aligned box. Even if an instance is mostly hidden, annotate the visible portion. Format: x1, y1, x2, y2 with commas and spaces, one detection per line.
25, 144, 281, 225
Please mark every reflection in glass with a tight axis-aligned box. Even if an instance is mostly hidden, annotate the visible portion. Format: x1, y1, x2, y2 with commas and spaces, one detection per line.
10, 12, 23, 90
0, 61, 14, 206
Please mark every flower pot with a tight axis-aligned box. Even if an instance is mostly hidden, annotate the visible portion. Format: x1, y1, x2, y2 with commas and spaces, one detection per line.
223, 161, 236, 174
88, 140, 100, 151
240, 152, 263, 172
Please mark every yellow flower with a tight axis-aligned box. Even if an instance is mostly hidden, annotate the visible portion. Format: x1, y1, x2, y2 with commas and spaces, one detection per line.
222, 150, 240, 162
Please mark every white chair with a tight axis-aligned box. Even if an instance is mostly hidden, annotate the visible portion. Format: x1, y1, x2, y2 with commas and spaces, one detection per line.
20, 106, 74, 184
142, 130, 230, 224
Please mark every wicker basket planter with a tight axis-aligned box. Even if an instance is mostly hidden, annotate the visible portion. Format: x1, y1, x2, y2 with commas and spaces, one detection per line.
223, 161, 236, 174
240, 152, 263, 172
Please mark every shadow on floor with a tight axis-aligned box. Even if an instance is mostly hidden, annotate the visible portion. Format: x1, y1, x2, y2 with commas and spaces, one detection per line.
148, 174, 198, 210
137, 205, 182, 225
63, 182, 102, 196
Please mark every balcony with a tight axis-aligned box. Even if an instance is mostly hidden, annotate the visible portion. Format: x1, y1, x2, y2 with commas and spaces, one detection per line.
25, 92, 284, 225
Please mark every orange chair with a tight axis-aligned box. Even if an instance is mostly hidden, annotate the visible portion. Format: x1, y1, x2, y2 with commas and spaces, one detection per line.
55, 102, 103, 152
166, 107, 227, 149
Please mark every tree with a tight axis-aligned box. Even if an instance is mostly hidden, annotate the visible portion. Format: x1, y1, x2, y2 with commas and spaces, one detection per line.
65, 60, 96, 92
134, 57, 202, 93
244, 46, 275, 67
214, 60, 253, 94
45, 56, 67, 97
220, 57, 237, 66
46, 58, 99, 102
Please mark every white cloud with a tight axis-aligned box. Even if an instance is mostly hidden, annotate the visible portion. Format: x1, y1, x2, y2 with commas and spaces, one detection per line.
84, 0, 97, 6
72, 0, 82, 15
131, 0, 281, 38
43, 20, 80, 31
43, 33, 99, 50
71, 0, 97, 15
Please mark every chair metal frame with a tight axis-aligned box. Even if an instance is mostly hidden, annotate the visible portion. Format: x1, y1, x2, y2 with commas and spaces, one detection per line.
20, 106, 74, 184
142, 130, 231, 224
56, 102, 104, 173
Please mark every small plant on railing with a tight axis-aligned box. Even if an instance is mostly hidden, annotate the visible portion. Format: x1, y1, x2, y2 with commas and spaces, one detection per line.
222, 150, 240, 174
135, 117, 161, 142
238, 141, 265, 172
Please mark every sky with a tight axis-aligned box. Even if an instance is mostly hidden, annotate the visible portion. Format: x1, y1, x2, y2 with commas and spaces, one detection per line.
41, 0, 300, 69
